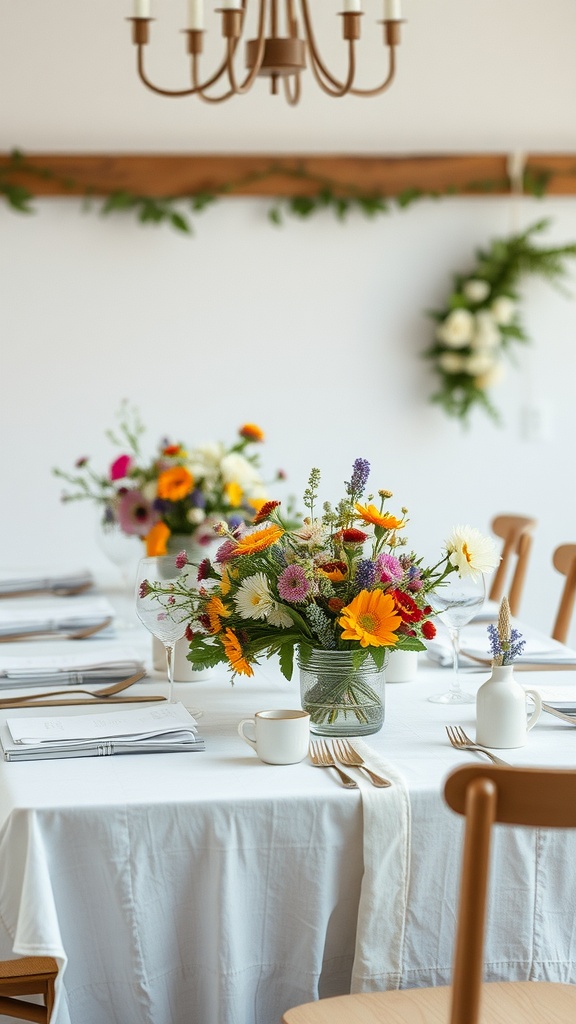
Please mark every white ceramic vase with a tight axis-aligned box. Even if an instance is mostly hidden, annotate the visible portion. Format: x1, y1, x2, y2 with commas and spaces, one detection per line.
386, 649, 419, 683
476, 664, 542, 748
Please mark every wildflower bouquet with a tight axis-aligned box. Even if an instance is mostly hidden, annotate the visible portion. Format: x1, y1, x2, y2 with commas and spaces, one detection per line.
140, 459, 498, 730
53, 403, 281, 556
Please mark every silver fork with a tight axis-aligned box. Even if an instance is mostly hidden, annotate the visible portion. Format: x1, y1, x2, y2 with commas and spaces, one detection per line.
446, 725, 510, 766
333, 739, 391, 788
309, 740, 358, 788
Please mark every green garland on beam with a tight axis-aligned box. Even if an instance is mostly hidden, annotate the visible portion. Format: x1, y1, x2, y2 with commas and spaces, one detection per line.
0, 148, 555, 236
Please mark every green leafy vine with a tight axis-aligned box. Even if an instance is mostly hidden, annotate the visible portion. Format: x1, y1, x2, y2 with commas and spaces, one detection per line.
0, 148, 558, 236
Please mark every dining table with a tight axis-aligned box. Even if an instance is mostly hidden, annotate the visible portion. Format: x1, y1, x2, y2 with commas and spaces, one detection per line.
0, 592, 575, 1024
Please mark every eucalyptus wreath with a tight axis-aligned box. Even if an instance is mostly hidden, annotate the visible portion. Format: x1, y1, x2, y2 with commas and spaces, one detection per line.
424, 219, 576, 425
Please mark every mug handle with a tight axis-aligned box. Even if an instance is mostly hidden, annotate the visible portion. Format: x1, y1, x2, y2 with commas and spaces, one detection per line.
237, 719, 257, 752
526, 689, 543, 731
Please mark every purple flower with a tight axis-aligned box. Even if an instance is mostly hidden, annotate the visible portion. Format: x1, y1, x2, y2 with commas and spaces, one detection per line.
376, 553, 403, 583
354, 559, 376, 591
189, 488, 206, 509
138, 580, 151, 598
277, 564, 310, 603
345, 458, 371, 499
175, 550, 188, 570
117, 490, 160, 537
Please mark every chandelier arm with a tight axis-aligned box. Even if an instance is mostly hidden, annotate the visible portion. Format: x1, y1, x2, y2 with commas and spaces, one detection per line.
282, 71, 301, 105
190, 49, 236, 96
136, 45, 201, 97
307, 39, 357, 97
298, 0, 345, 91
225, 0, 269, 94
350, 45, 396, 97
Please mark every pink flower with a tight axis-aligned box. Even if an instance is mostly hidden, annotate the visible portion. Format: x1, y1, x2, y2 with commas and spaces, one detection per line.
175, 550, 188, 570
277, 564, 310, 603
110, 454, 133, 481
116, 490, 159, 537
376, 553, 403, 583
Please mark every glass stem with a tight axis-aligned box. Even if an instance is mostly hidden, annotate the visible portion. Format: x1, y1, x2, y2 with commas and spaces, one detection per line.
449, 627, 461, 698
165, 643, 175, 704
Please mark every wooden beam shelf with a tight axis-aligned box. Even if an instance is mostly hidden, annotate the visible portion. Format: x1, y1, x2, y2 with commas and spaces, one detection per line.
1, 153, 576, 198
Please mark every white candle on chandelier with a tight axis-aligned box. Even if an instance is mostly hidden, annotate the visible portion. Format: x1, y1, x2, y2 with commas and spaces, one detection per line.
383, 0, 402, 20
188, 0, 204, 29
342, 0, 362, 11
133, 0, 151, 17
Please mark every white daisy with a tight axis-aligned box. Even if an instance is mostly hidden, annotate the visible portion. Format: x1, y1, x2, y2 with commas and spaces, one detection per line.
234, 573, 275, 620
445, 525, 500, 579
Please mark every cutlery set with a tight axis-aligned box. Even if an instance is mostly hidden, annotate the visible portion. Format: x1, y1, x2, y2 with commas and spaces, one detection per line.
309, 738, 391, 788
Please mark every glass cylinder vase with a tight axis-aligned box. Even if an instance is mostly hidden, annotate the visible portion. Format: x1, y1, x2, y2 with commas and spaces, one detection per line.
298, 648, 387, 737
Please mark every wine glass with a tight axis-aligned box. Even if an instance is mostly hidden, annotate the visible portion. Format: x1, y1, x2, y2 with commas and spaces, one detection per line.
428, 573, 486, 705
135, 555, 190, 704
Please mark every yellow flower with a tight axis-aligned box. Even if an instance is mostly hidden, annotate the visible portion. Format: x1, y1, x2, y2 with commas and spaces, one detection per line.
157, 466, 194, 502
219, 568, 232, 596
224, 481, 243, 507
222, 628, 254, 676
339, 589, 401, 648
206, 595, 231, 635
145, 522, 170, 556
231, 524, 284, 558
355, 503, 405, 531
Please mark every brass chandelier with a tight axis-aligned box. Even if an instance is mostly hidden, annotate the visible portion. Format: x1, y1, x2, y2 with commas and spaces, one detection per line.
128, 0, 405, 105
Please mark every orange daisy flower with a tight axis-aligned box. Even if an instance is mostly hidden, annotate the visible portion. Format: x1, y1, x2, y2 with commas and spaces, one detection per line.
206, 595, 231, 634
222, 628, 254, 676
239, 423, 265, 443
339, 589, 401, 648
157, 466, 194, 502
317, 560, 348, 583
145, 522, 170, 557
230, 524, 284, 558
355, 503, 405, 531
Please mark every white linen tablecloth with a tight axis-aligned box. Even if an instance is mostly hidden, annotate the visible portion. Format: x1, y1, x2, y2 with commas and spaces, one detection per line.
1, 610, 576, 1023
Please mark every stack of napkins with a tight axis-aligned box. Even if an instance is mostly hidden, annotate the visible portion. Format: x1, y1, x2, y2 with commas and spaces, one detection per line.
0, 644, 145, 688
1, 702, 204, 761
0, 595, 115, 639
0, 569, 94, 597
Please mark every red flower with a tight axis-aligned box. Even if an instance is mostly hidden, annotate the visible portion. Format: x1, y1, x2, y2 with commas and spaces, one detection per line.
327, 597, 345, 614
335, 528, 368, 544
254, 500, 281, 524
110, 454, 133, 481
390, 589, 423, 624
162, 444, 181, 456
197, 558, 211, 582
199, 613, 211, 632
185, 624, 194, 642
422, 620, 436, 640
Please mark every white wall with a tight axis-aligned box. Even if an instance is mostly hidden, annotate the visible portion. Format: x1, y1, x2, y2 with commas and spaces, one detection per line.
1, 0, 576, 643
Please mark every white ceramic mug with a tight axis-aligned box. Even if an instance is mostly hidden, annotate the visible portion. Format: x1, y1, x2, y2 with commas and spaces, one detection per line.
386, 649, 419, 683
237, 710, 310, 765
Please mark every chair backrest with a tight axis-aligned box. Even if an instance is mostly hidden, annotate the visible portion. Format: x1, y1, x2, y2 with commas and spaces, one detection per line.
443, 764, 576, 1024
551, 543, 576, 644
489, 514, 537, 616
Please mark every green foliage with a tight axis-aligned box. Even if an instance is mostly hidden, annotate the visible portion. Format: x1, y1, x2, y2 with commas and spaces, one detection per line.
424, 219, 576, 426
2, 148, 574, 237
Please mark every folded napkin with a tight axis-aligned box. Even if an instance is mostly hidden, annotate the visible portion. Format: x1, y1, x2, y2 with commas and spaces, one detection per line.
1, 702, 204, 761
0, 568, 93, 596
426, 621, 576, 667
0, 595, 115, 638
0, 643, 145, 687
350, 740, 411, 992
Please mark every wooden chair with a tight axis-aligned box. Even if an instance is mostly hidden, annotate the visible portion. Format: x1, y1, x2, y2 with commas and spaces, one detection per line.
0, 956, 58, 1022
282, 764, 576, 1024
488, 514, 537, 616
551, 543, 576, 644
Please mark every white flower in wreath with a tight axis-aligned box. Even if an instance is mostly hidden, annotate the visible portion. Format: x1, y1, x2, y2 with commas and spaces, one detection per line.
438, 352, 467, 374
474, 362, 505, 390
463, 279, 491, 303
435, 308, 475, 349
471, 310, 500, 351
491, 295, 516, 325
462, 351, 496, 377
